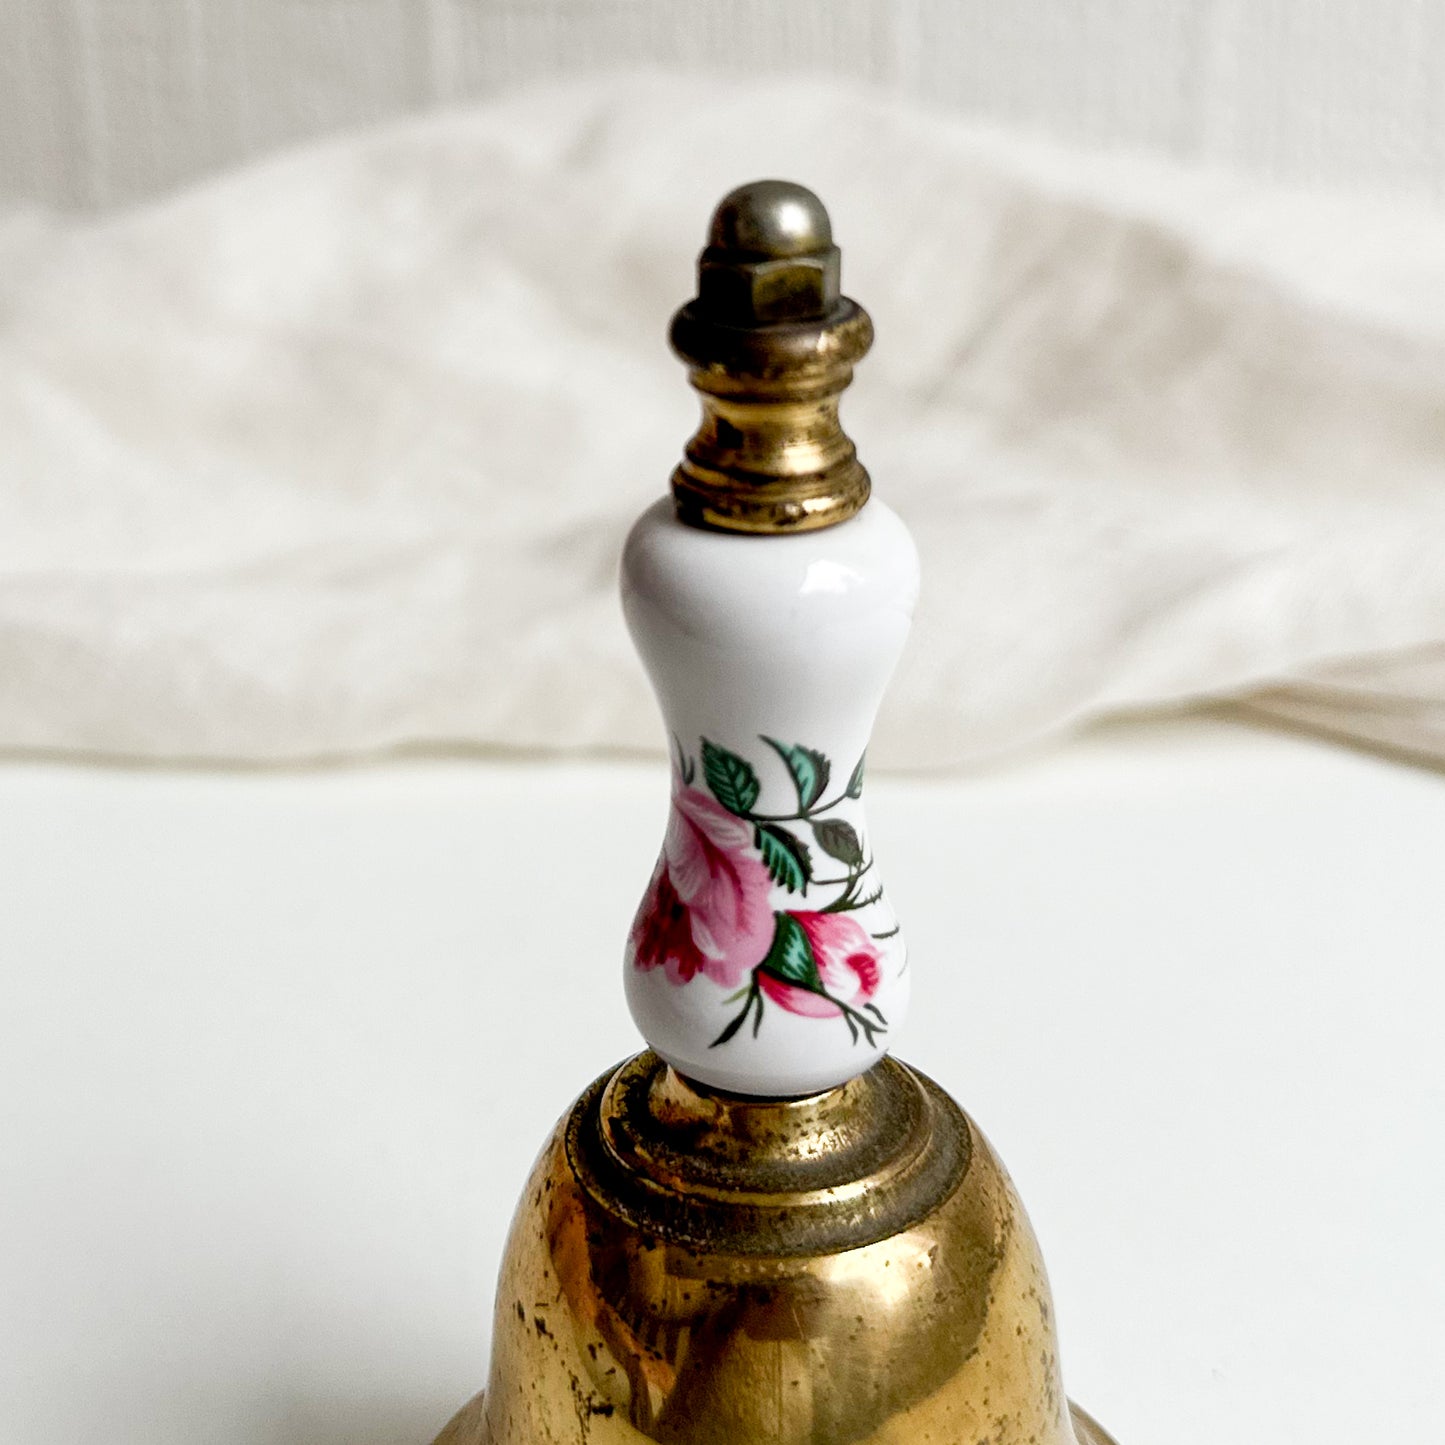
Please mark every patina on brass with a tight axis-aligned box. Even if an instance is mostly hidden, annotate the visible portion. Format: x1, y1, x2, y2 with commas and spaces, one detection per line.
670, 180, 873, 535
433, 1053, 1115, 1445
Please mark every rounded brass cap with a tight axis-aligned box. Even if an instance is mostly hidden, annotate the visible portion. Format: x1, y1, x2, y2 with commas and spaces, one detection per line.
708, 180, 832, 258
670, 180, 873, 535
697, 180, 842, 325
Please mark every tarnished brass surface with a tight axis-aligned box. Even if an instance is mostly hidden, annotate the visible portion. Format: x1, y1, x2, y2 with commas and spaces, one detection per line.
435, 1052, 1114, 1445
670, 181, 873, 535
434, 1396, 1118, 1445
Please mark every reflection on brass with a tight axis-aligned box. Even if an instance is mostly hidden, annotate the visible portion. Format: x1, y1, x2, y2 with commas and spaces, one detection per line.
669, 181, 873, 535
436, 1395, 1118, 1445
433, 1053, 1116, 1445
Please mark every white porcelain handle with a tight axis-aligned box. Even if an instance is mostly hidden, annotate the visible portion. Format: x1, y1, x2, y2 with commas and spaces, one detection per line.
621, 496, 919, 1096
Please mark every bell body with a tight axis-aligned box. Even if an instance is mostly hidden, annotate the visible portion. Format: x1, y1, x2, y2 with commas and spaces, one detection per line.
621, 496, 919, 1096
446, 1053, 1093, 1445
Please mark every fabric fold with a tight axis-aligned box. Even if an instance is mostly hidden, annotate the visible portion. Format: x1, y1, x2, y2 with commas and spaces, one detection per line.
2, 74, 1443, 768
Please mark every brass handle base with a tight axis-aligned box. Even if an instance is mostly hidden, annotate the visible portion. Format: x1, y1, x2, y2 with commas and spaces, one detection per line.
432, 1394, 1119, 1445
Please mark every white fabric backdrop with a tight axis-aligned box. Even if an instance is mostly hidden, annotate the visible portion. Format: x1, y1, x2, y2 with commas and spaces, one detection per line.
3, 75, 1445, 769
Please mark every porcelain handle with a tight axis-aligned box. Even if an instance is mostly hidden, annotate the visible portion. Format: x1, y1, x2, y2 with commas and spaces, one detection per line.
620, 496, 919, 1096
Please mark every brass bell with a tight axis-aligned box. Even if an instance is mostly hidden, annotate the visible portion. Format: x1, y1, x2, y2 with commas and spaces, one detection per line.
433, 181, 1118, 1445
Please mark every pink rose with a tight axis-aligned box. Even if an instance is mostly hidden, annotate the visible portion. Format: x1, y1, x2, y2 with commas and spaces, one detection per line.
630, 785, 774, 989
759, 911, 882, 1017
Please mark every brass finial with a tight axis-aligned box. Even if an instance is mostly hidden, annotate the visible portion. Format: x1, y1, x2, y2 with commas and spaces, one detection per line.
670, 180, 873, 534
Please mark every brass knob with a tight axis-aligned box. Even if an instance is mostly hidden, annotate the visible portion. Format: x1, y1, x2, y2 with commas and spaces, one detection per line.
697, 179, 842, 324
669, 179, 873, 534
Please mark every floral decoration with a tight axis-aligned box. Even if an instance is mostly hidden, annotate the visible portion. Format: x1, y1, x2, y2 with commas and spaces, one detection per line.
630, 736, 897, 1050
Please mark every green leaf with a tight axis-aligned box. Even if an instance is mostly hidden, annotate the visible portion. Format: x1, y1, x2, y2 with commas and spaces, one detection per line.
712, 1009, 749, 1048
671, 734, 696, 785
812, 818, 864, 867
845, 752, 866, 799
710, 979, 760, 1048
757, 912, 823, 993
702, 738, 760, 817
754, 824, 812, 893
762, 737, 831, 812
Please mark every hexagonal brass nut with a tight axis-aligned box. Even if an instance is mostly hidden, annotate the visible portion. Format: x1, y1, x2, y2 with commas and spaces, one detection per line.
696, 245, 841, 324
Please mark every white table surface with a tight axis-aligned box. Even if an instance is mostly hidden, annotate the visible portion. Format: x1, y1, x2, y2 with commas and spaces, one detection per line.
2, 717, 1441, 1445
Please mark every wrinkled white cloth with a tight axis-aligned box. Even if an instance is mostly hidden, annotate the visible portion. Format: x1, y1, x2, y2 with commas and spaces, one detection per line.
3, 74, 1445, 769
